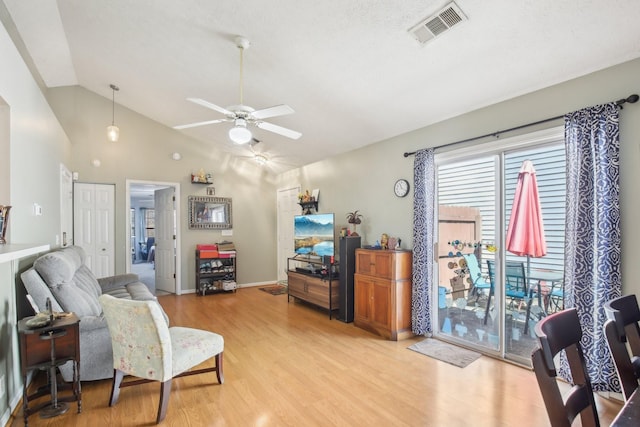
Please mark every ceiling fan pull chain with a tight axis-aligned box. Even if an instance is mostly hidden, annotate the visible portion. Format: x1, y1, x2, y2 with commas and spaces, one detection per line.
238, 44, 244, 105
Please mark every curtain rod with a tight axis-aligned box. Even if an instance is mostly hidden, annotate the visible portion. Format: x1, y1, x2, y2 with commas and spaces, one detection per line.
403, 93, 639, 157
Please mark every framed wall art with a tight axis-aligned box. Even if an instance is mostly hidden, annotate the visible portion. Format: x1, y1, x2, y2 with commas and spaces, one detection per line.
188, 196, 232, 229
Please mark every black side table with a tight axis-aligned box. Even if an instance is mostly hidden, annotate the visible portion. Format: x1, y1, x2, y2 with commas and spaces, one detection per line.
18, 313, 81, 425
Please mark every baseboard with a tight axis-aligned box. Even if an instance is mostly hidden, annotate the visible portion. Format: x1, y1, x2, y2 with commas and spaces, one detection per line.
180, 280, 277, 295
240, 281, 277, 288
1, 386, 24, 426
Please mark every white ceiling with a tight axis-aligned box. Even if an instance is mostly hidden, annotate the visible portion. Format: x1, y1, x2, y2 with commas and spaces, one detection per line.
4, 0, 640, 174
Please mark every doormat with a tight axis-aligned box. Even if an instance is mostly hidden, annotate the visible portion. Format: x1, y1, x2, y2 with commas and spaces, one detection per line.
259, 285, 287, 296
408, 338, 481, 368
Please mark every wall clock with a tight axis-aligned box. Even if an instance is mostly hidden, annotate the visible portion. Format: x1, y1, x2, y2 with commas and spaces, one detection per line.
394, 179, 410, 197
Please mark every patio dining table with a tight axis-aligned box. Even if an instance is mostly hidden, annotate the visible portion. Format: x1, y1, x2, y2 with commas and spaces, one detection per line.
527, 269, 563, 316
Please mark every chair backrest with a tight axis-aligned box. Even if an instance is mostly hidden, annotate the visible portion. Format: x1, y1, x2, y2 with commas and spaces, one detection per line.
604, 294, 640, 400
487, 260, 527, 296
462, 253, 488, 287
532, 308, 600, 427
505, 261, 527, 294
99, 294, 173, 382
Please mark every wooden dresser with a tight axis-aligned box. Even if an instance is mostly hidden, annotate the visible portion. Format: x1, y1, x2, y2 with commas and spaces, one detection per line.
354, 248, 413, 340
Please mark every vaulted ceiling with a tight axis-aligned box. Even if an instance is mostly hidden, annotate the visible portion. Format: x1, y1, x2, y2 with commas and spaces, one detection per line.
4, 0, 640, 174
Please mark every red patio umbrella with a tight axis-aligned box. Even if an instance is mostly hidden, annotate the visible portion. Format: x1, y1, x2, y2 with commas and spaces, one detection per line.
506, 160, 547, 334
506, 160, 547, 260
506, 160, 547, 313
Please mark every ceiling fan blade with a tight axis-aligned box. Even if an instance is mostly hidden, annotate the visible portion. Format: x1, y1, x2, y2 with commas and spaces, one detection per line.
187, 98, 234, 116
251, 104, 295, 120
256, 121, 302, 140
173, 119, 226, 130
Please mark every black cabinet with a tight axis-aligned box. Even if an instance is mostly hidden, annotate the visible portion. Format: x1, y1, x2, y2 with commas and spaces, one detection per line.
337, 236, 361, 322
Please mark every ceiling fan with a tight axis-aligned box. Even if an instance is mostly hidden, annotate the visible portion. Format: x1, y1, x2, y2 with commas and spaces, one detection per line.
174, 36, 302, 144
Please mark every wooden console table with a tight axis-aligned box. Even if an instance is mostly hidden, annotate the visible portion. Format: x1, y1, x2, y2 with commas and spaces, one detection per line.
18, 313, 81, 425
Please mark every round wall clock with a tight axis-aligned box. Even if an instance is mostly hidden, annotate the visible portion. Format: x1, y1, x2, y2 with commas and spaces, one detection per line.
394, 179, 410, 197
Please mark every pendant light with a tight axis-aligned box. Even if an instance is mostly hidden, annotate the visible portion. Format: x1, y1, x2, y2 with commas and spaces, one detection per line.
107, 84, 120, 142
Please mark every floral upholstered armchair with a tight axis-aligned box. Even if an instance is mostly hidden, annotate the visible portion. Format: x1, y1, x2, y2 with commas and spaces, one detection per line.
99, 294, 224, 424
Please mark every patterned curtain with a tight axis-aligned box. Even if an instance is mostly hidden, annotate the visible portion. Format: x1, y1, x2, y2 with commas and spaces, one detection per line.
561, 103, 621, 392
412, 148, 435, 335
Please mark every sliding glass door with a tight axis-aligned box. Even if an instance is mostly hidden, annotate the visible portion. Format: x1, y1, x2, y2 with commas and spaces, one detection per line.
433, 129, 566, 365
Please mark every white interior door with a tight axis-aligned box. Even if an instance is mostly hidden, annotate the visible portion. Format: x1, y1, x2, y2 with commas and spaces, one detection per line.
155, 187, 176, 293
277, 186, 300, 282
73, 182, 115, 277
59, 164, 73, 246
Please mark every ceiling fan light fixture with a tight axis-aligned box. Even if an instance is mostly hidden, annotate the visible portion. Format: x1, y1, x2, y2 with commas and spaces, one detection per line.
254, 153, 268, 165
229, 118, 252, 144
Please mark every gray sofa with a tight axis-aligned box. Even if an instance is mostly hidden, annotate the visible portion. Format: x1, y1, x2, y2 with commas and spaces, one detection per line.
21, 245, 160, 382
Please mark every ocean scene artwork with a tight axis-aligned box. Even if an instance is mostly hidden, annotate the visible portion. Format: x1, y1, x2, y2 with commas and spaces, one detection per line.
294, 213, 334, 257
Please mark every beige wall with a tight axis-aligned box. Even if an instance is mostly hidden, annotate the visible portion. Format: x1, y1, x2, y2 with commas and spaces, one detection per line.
0, 17, 70, 422
276, 57, 640, 297
46, 86, 278, 289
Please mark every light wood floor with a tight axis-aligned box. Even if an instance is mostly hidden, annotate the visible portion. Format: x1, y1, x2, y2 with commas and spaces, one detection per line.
10, 287, 623, 426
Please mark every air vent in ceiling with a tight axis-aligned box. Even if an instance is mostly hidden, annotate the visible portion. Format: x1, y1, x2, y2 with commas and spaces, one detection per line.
408, 2, 467, 44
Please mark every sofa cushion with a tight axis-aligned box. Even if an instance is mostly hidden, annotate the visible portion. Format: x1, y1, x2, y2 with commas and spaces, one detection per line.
34, 249, 102, 317
103, 282, 155, 301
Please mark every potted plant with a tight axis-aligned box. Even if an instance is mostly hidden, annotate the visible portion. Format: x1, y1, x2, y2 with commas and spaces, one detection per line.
346, 210, 362, 236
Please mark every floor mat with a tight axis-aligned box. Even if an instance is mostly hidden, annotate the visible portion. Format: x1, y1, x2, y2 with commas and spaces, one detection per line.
408, 338, 481, 368
259, 285, 288, 295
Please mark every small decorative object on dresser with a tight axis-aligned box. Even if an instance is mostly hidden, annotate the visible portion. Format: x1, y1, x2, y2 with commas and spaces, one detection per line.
0, 205, 11, 244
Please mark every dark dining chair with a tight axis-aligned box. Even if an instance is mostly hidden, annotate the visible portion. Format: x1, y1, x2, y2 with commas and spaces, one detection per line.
603, 294, 640, 401
532, 308, 600, 427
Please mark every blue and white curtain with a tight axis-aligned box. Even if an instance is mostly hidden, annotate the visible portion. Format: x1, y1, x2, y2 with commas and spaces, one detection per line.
562, 102, 621, 392
412, 148, 436, 335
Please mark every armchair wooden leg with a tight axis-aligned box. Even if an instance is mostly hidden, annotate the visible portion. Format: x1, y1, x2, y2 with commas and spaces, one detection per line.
156, 379, 172, 424
110, 369, 124, 406
215, 352, 224, 384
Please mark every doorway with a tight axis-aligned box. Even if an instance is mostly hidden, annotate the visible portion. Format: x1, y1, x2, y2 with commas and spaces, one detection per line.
127, 180, 181, 295
433, 128, 566, 366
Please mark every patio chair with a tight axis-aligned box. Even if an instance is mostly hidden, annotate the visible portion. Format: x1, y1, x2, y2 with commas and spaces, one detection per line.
603, 294, 640, 401
547, 282, 564, 313
532, 308, 600, 427
461, 253, 491, 302
486, 260, 533, 333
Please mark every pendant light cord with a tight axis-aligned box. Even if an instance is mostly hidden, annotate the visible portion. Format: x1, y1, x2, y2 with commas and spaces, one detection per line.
110, 84, 119, 125
238, 46, 244, 105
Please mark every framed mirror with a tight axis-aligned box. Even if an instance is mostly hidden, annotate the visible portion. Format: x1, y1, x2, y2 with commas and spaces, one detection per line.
188, 196, 232, 229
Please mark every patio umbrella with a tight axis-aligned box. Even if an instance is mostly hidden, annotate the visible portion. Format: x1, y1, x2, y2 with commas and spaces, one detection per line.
506, 160, 547, 335
506, 160, 547, 259
506, 159, 547, 291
